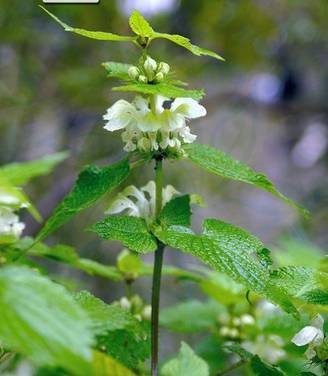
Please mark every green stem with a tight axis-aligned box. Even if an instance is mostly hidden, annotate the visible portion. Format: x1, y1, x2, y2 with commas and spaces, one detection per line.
151, 157, 164, 376
217, 359, 249, 375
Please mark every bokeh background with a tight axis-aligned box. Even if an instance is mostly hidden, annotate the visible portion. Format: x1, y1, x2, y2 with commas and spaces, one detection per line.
1, 0, 327, 361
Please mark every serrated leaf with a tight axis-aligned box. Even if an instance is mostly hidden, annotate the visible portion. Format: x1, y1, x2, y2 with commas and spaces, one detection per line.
40, 6, 135, 42
156, 219, 297, 315
251, 355, 285, 376
102, 62, 132, 80
0, 152, 68, 186
159, 195, 192, 228
89, 215, 157, 253
75, 291, 138, 335
152, 33, 224, 61
161, 342, 209, 376
37, 158, 130, 242
271, 266, 328, 305
225, 344, 286, 376
183, 143, 308, 216
0, 266, 92, 375
160, 300, 223, 333
129, 10, 154, 38
76, 292, 150, 370
92, 351, 136, 376
112, 83, 204, 100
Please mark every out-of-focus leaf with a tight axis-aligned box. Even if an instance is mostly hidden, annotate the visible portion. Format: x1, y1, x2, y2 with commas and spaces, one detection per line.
117, 249, 142, 275
129, 10, 154, 38
160, 300, 223, 333
0, 266, 92, 375
37, 158, 130, 241
40, 6, 135, 42
0, 152, 68, 185
92, 351, 136, 376
112, 83, 204, 100
76, 259, 122, 281
183, 143, 308, 217
161, 342, 209, 376
102, 62, 132, 80
152, 33, 224, 61
75, 291, 150, 369
156, 219, 297, 315
89, 215, 157, 253
75, 291, 137, 335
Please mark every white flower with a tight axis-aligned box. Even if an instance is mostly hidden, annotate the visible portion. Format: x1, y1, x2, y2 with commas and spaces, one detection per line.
128, 66, 140, 80
0, 207, 25, 239
292, 314, 324, 359
158, 62, 170, 75
243, 335, 286, 364
119, 297, 131, 310
103, 94, 206, 154
144, 56, 157, 80
105, 181, 179, 223
0, 191, 26, 239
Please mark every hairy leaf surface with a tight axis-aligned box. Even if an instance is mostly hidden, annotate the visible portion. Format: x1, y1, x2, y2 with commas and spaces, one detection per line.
89, 215, 157, 253
129, 10, 154, 37
37, 158, 130, 241
156, 219, 297, 314
183, 143, 308, 216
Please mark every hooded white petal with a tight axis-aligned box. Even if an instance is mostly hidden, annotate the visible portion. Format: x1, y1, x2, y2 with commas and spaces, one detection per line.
291, 326, 322, 346
0, 207, 25, 238
103, 100, 137, 131
105, 195, 141, 217
171, 97, 207, 119
163, 185, 180, 206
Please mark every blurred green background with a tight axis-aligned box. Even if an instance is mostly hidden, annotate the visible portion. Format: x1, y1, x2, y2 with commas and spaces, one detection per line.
1, 0, 327, 361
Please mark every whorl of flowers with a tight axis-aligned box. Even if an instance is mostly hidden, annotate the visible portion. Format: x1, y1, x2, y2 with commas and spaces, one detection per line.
103, 56, 206, 155
105, 181, 179, 224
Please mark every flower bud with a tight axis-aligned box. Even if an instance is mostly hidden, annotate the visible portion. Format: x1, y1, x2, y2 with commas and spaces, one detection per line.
119, 297, 131, 310
158, 62, 170, 75
128, 66, 140, 80
138, 75, 148, 83
142, 305, 152, 320
144, 56, 157, 73
154, 72, 164, 82
240, 314, 255, 325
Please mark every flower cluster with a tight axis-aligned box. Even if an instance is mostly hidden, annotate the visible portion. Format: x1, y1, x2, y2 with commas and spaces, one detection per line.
292, 314, 327, 361
0, 191, 25, 239
106, 181, 178, 224
128, 56, 170, 84
103, 94, 206, 154
119, 295, 151, 321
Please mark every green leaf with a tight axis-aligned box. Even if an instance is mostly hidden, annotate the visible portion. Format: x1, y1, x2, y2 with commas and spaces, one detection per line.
0, 152, 68, 186
160, 300, 223, 333
37, 158, 130, 242
271, 266, 328, 305
183, 143, 308, 216
28, 242, 79, 263
76, 259, 122, 281
75, 291, 138, 335
251, 355, 286, 376
156, 219, 297, 315
159, 195, 192, 228
112, 83, 204, 100
92, 351, 136, 376
89, 216, 157, 253
152, 33, 224, 61
129, 10, 154, 38
225, 344, 286, 376
161, 342, 209, 376
40, 6, 134, 42
0, 266, 92, 375
102, 62, 132, 80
